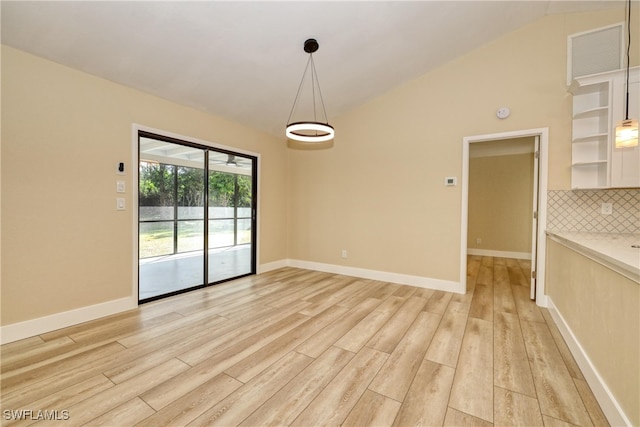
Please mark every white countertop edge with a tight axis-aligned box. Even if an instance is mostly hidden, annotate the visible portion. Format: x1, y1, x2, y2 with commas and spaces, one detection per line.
546, 231, 640, 284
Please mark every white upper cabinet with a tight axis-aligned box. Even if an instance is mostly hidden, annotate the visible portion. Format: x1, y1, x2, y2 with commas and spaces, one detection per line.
569, 67, 639, 189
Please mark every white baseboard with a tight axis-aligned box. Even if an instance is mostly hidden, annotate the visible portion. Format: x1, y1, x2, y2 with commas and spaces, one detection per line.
535, 294, 549, 308
287, 259, 464, 294
546, 297, 631, 427
467, 248, 531, 260
0, 297, 137, 345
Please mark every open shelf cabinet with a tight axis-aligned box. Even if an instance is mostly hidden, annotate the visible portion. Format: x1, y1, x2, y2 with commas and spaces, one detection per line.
569, 67, 639, 189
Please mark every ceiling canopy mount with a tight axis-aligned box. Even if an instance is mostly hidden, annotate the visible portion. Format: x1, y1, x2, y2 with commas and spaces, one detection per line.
304, 38, 319, 54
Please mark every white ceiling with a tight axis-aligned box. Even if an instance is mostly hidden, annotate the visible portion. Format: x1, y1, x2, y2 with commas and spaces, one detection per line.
1, 1, 624, 138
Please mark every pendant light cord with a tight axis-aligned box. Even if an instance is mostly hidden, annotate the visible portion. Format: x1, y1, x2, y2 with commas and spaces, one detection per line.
311, 55, 330, 125
624, 0, 631, 121
286, 53, 330, 126
311, 55, 317, 122
287, 55, 313, 125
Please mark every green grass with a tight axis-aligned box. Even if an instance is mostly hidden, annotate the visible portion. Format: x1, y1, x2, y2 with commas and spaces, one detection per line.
139, 220, 251, 258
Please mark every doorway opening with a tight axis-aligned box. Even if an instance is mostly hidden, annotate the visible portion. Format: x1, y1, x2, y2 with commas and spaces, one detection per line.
461, 128, 548, 304
137, 130, 257, 303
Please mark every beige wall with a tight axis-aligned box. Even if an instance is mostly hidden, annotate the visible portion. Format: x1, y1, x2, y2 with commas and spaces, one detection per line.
1, 46, 287, 326
546, 238, 639, 426
287, 9, 636, 284
468, 153, 534, 254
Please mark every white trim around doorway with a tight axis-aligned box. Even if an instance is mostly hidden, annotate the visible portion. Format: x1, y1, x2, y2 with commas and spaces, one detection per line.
461, 128, 549, 306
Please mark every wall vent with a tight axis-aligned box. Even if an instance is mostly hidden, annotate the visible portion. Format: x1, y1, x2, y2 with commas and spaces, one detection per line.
567, 23, 623, 85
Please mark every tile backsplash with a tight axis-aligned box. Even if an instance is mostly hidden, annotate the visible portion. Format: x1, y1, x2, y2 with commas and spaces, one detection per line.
547, 189, 640, 233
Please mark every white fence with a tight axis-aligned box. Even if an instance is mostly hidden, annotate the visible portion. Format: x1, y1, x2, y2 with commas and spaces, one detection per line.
140, 206, 252, 221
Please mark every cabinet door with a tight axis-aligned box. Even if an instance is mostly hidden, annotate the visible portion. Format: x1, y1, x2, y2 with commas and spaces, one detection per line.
610, 69, 640, 188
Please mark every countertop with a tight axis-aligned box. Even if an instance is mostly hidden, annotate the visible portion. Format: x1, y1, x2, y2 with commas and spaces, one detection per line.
546, 231, 640, 283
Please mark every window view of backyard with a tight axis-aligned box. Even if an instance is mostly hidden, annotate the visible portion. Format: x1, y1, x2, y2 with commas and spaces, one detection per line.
139, 162, 253, 259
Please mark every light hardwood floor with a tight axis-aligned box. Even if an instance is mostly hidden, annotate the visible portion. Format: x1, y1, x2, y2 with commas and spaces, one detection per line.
0, 256, 609, 426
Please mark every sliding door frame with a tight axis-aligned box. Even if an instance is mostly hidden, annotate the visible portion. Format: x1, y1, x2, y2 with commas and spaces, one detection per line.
132, 124, 260, 304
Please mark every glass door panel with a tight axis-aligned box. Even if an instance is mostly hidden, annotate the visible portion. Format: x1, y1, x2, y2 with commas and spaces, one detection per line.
208, 153, 254, 283
139, 137, 205, 301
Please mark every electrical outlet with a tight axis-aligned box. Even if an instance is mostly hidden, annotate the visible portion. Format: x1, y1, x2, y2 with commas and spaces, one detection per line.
341, 249, 348, 259
476, 238, 482, 245
601, 202, 612, 215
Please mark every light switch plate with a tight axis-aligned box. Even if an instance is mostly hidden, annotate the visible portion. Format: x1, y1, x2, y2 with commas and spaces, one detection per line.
116, 198, 126, 211
116, 181, 125, 193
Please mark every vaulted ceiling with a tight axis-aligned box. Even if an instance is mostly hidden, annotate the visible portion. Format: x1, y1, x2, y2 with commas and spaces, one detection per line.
1, 1, 624, 138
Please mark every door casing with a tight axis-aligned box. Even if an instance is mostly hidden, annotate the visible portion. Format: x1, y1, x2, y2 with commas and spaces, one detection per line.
461, 128, 549, 306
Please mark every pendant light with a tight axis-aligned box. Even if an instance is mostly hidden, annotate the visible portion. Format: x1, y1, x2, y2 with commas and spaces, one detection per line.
615, 0, 638, 148
285, 38, 335, 143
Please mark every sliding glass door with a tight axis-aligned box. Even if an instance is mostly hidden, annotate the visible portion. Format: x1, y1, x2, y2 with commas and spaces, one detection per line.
138, 132, 256, 302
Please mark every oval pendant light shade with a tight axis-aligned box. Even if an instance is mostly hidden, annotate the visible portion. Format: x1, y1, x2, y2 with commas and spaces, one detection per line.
286, 122, 335, 143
